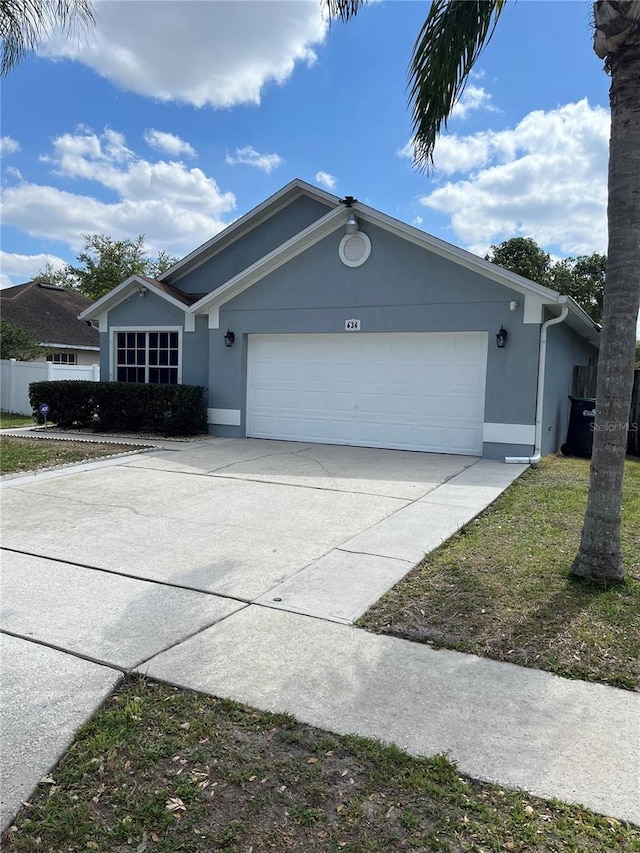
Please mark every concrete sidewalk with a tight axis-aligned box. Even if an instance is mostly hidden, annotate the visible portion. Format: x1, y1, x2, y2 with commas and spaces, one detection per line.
139, 606, 640, 826
1, 441, 638, 832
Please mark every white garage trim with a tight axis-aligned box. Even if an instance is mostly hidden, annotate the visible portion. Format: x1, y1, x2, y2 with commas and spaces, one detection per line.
246, 332, 488, 455
483, 423, 535, 445
208, 408, 241, 426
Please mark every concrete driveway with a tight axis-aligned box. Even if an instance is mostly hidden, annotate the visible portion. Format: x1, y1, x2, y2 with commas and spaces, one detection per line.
1, 438, 479, 617
1, 437, 533, 830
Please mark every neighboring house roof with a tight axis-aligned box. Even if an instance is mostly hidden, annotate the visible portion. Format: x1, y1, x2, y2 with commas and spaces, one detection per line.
78, 178, 601, 347
1, 281, 100, 349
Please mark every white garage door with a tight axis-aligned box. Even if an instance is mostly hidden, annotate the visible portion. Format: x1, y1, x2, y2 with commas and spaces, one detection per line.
246, 332, 487, 454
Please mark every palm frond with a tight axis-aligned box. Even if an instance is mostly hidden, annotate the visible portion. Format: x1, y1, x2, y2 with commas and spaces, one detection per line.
0, 0, 96, 76
409, 0, 507, 170
325, 0, 367, 24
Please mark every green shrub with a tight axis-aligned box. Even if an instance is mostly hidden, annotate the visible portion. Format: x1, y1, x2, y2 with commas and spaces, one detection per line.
29, 381, 207, 436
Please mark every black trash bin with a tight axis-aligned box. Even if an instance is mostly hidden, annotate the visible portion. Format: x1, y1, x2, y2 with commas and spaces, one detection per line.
561, 396, 596, 458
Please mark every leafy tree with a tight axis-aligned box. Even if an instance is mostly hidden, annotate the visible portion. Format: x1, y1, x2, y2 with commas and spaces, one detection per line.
0, 0, 95, 76
487, 238, 606, 324
550, 253, 607, 324
38, 234, 179, 301
0, 319, 46, 360
486, 237, 551, 285
329, 0, 640, 584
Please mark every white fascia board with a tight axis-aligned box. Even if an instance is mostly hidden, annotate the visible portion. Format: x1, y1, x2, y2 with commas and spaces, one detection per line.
353, 203, 565, 303
40, 343, 100, 351
190, 206, 346, 314
78, 275, 195, 321
160, 178, 340, 284
78, 274, 145, 320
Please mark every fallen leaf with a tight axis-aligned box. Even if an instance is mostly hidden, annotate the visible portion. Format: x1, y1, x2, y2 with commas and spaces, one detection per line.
341, 769, 349, 777
40, 776, 55, 785
179, 722, 190, 730
524, 805, 534, 815
165, 797, 186, 812
307, 757, 318, 764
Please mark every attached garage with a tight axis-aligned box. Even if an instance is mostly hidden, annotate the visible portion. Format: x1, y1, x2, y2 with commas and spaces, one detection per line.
246, 332, 488, 455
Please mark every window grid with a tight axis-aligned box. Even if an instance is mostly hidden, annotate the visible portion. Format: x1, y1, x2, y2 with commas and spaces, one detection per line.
115, 330, 179, 384
46, 353, 77, 365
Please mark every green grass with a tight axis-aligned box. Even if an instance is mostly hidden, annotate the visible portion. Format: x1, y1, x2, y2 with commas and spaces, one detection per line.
359, 455, 640, 691
3, 676, 638, 852
0, 436, 139, 474
0, 411, 35, 429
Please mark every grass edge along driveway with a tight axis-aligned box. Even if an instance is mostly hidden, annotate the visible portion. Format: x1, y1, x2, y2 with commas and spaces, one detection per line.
359, 455, 640, 692
2, 676, 638, 852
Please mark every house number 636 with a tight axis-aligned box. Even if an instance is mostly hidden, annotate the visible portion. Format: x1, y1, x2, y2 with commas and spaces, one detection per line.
345, 319, 361, 331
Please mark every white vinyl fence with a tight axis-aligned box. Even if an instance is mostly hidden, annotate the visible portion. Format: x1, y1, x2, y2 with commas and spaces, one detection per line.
0, 358, 100, 416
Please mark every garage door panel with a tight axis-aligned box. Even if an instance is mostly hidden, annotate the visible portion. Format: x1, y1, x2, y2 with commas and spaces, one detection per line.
247, 333, 487, 455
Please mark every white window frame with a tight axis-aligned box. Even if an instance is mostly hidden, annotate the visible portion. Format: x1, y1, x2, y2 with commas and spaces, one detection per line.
46, 352, 77, 365
109, 326, 183, 384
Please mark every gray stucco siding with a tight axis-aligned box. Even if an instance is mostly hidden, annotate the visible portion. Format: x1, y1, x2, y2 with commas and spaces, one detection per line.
226, 223, 522, 312
541, 321, 598, 456
212, 222, 541, 443
171, 196, 334, 295
103, 292, 209, 388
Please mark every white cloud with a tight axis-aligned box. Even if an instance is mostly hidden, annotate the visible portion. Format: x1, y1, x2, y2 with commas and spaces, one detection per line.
2, 127, 236, 259
144, 129, 196, 158
412, 215, 424, 227
451, 85, 498, 120
41, 0, 326, 108
0, 251, 67, 288
0, 136, 21, 156
420, 99, 610, 256
225, 145, 283, 174
315, 171, 336, 190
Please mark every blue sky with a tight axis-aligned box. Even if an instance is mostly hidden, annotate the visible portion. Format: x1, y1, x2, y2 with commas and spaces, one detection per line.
3, 0, 631, 327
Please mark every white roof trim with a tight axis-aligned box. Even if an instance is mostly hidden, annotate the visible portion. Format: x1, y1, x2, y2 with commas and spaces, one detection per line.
159, 178, 340, 283
41, 343, 100, 351
191, 198, 600, 345
78, 275, 192, 320
190, 206, 346, 313
354, 202, 566, 303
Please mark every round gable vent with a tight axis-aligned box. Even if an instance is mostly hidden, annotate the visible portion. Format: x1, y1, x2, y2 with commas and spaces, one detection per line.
339, 232, 371, 268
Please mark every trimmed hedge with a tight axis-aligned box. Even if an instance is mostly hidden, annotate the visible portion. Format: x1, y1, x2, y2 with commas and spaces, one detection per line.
29, 381, 207, 436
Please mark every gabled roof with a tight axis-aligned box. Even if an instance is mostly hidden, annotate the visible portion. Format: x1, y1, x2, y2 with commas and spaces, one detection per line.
191, 195, 600, 345
78, 274, 205, 321
1, 281, 99, 348
77, 178, 601, 347
159, 178, 339, 284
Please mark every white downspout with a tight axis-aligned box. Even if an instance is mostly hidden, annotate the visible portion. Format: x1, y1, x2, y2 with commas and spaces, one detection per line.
505, 301, 570, 464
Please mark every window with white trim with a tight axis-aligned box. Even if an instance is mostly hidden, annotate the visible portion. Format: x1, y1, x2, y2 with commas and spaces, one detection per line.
46, 352, 77, 365
115, 330, 180, 383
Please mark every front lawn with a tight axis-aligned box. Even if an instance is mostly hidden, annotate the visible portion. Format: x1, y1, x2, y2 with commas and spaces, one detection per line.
0, 411, 35, 429
3, 677, 637, 852
360, 455, 640, 691
0, 436, 140, 474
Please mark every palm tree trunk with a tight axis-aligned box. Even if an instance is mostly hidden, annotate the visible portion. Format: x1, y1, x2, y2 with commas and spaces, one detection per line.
572, 43, 640, 584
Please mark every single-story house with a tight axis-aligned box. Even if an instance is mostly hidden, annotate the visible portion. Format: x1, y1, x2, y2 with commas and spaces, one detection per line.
79, 179, 599, 461
1, 280, 99, 365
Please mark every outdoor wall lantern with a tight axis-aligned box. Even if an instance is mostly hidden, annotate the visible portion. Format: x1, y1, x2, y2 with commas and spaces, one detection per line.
496, 326, 508, 348
224, 329, 235, 348
345, 212, 359, 235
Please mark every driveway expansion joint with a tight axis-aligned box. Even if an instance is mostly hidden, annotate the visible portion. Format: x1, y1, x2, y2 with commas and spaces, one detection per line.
0, 546, 252, 605
0, 628, 128, 675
